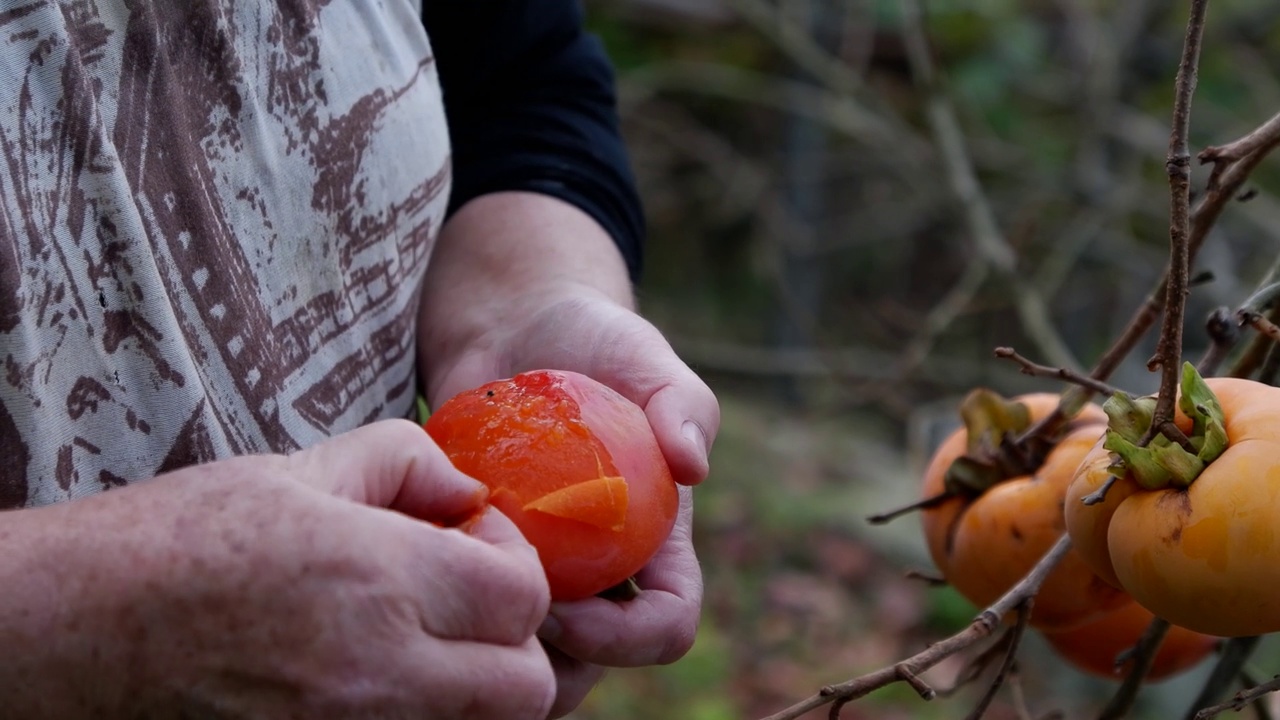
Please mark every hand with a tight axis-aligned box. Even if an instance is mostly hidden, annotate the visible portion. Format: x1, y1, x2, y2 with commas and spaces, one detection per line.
0, 420, 555, 719
419, 192, 720, 716
538, 486, 702, 716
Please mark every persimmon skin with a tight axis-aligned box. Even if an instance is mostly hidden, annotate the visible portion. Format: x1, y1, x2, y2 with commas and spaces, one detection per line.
1066, 378, 1280, 637
921, 394, 1126, 630
426, 370, 679, 601
1041, 601, 1217, 682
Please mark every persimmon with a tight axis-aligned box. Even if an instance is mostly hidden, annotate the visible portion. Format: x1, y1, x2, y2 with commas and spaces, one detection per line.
425, 369, 679, 601
920, 390, 1127, 630
1065, 365, 1280, 637
1040, 600, 1217, 682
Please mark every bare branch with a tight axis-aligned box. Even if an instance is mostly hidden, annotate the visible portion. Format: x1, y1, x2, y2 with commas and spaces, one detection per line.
964, 605, 1031, 720
1195, 675, 1280, 719
993, 347, 1126, 396
757, 534, 1074, 720
1097, 617, 1172, 720
1183, 636, 1261, 720
1144, 0, 1210, 441
1198, 307, 1240, 375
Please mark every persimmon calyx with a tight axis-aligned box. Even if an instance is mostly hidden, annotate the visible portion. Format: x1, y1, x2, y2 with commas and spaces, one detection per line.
1102, 363, 1228, 490
943, 388, 1034, 495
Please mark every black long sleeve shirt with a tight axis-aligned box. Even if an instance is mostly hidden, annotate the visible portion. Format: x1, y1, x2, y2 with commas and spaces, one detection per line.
422, 2, 647, 281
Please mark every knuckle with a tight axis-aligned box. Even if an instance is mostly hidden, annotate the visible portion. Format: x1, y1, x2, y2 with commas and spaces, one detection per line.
375, 417, 432, 446
437, 535, 550, 642
515, 651, 557, 720
501, 555, 552, 638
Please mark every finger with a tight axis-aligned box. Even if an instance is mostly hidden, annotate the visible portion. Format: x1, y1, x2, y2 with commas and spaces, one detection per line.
288, 419, 488, 523
408, 636, 556, 720
640, 369, 719, 486
582, 318, 720, 487
543, 643, 606, 719
410, 506, 551, 646
539, 489, 702, 667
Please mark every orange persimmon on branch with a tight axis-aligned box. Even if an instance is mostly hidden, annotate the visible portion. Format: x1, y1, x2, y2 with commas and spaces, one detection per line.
755, 0, 1280, 715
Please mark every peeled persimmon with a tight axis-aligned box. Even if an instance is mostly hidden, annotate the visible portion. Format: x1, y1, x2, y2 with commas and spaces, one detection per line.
425, 369, 679, 601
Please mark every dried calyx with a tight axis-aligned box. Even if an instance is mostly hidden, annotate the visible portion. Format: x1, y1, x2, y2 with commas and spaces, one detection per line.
1102, 363, 1228, 490
944, 389, 1062, 496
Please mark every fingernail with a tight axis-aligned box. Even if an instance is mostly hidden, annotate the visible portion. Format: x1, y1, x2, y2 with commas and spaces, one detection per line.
681, 421, 708, 462
538, 613, 563, 643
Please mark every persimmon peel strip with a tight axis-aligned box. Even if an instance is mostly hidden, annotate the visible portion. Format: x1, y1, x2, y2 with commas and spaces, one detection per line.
523, 476, 630, 531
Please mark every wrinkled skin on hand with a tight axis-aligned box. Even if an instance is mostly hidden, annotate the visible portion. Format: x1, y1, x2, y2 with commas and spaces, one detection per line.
0, 421, 557, 720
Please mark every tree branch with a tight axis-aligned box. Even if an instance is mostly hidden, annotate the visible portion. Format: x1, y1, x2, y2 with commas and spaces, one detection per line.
757, 534, 1074, 720
1144, 0, 1210, 441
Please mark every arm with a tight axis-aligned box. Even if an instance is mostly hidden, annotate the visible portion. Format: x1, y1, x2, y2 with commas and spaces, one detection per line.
417, 8, 719, 717
0, 422, 556, 719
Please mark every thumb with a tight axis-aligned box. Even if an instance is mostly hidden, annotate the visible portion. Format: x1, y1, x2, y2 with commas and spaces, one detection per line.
288, 419, 488, 524
639, 369, 719, 487
583, 320, 720, 487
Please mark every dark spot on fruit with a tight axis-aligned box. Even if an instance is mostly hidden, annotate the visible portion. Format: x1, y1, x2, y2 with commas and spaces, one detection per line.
486, 390, 495, 397
1167, 526, 1182, 545
1156, 489, 1193, 517
1011, 525, 1024, 542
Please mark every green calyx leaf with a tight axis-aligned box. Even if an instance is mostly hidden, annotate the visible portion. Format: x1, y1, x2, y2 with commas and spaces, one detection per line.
958, 388, 1032, 456
1102, 427, 1172, 489
1101, 364, 1229, 490
942, 388, 1033, 496
1177, 362, 1228, 462
1102, 392, 1157, 444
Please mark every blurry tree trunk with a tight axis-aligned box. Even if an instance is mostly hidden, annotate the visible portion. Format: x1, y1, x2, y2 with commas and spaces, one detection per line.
772, 0, 842, 407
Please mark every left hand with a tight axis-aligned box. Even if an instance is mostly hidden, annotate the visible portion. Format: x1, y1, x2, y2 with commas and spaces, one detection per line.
417, 192, 720, 717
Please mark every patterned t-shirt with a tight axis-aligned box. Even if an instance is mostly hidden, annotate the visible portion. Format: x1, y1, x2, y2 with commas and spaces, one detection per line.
0, 0, 451, 508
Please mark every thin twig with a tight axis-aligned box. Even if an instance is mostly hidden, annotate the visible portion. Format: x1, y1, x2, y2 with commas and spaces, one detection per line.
1143, 0, 1211, 443
1019, 98, 1280, 447
1200, 111, 1280, 184
964, 605, 1031, 720
904, 568, 949, 587
1241, 311, 1280, 344
1199, 307, 1240, 375
936, 630, 1018, 698
1009, 666, 1034, 720
1240, 670, 1276, 720
1195, 675, 1280, 719
867, 491, 954, 525
993, 347, 1126, 396
1184, 636, 1261, 720
1096, 617, 1172, 720
758, 535, 1075, 720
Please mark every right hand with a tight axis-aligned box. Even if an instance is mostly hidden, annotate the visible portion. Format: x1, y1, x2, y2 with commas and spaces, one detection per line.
0, 419, 555, 719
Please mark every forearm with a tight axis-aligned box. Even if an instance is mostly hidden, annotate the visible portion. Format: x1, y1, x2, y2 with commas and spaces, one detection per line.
0, 501, 136, 717
428, 190, 633, 305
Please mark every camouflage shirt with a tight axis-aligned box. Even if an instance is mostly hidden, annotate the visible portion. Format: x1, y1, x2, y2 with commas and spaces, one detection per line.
0, 0, 451, 507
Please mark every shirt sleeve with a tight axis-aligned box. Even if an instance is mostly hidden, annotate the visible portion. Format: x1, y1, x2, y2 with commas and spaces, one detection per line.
421, 2, 647, 281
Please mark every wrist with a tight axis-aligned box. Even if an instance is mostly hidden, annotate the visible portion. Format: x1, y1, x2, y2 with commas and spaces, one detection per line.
418, 192, 638, 388
423, 191, 635, 312
0, 498, 140, 717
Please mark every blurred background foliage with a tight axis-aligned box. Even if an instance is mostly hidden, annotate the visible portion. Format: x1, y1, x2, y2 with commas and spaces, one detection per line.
568, 1, 1280, 718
